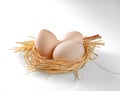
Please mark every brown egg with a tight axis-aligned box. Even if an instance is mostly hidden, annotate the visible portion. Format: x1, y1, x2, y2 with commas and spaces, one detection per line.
35, 29, 58, 57
63, 31, 83, 43
53, 40, 85, 60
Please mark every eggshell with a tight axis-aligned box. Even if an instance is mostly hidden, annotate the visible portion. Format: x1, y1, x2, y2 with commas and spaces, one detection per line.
63, 31, 83, 43
35, 29, 58, 57
53, 40, 85, 60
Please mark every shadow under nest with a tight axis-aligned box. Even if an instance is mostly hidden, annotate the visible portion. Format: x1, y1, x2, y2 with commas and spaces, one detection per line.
14, 34, 104, 79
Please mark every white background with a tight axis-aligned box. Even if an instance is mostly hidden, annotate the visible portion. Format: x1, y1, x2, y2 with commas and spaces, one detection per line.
0, 0, 120, 91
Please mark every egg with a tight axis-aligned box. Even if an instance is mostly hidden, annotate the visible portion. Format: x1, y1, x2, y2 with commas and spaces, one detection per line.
53, 40, 85, 60
63, 31, 83, 43
35, 29, 58, 57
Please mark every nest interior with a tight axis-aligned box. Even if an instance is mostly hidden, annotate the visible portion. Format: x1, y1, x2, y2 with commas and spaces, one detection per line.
14, 34, 104, 78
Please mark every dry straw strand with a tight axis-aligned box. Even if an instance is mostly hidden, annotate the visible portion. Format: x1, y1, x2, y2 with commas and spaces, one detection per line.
14, 34, 104, 78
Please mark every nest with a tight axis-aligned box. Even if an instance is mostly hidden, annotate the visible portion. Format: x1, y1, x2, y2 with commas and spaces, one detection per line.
14, 34, 104, 78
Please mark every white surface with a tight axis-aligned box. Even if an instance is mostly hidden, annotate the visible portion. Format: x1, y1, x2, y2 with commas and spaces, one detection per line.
0, 0, 120, 91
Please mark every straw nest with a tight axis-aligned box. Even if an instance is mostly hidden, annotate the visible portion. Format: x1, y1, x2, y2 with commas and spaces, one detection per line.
14, 34, 104, 78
